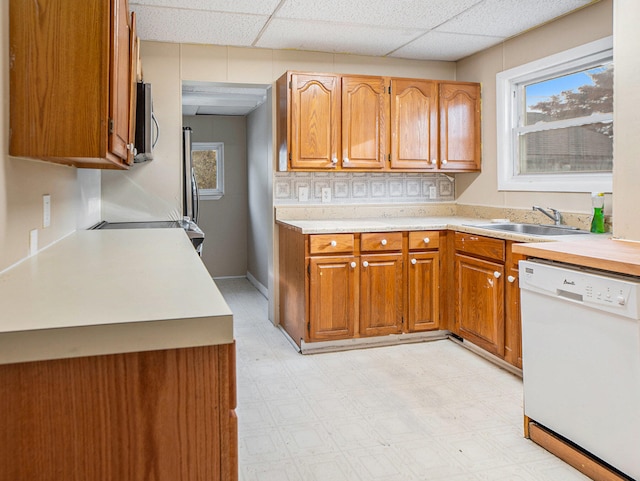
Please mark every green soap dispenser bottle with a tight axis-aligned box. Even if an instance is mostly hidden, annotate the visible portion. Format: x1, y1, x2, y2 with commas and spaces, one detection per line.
590, 192, 605, 233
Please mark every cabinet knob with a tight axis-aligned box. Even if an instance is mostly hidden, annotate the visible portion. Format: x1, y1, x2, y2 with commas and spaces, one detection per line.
442, 159, 448, 165
493, 271, 502, 279
411, 258, 417, 265
381, 239, 387, 246
330, 240, 337, 247
431, 159, 437, 164
362, 261, 369, 268
507, 275, 516, 283
344, 157, 350, 163
331, 157, 338, 164
423, 237, 430, 244
350, 261, 357, 268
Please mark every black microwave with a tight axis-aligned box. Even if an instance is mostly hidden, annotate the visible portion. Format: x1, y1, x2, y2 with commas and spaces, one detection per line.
134, 82, 157, 163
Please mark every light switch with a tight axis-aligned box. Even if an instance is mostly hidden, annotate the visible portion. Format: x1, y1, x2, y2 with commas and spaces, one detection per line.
429, 186, 437, 199
321, 187, 331, 203
298, 186, 309, 202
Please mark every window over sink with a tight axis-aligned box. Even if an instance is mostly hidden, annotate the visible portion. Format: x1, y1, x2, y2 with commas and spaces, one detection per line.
497, 36, 613, 192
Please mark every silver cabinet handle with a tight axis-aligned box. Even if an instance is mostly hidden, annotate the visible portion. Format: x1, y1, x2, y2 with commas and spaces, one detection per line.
330, 240, 337, 247
507, 275, 516, 283
343, 157, 350, 163
431, 159, 437, 164
493, 271, 501, 279
423, 237, 430, 244
362, 261, 369, 268
331, 157, 338, 164
350, 261, 357, 268
411, 258, 417, 265
381, 239, 387, 246
442, 159, 448, 165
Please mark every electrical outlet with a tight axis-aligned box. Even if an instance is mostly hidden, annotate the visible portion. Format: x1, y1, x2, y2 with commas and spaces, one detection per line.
321, 187, 331, 203
43, 194, 51, 228
30, 229, 38, 256
298, 186, 309, 202
429, 186, 437, 199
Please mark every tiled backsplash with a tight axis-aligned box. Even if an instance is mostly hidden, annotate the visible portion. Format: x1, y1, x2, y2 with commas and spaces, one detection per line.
274, 172, 455, 205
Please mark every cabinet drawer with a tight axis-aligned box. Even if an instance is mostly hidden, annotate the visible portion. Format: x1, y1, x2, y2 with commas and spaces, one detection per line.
409, 231, 440, 250
309, 234, 354, 254
361, 232, 403, 252
455, 232, 505, 262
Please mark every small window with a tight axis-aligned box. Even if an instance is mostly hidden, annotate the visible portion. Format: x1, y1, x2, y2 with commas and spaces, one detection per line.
497, 37, 613, 192
192, 142, 224, 200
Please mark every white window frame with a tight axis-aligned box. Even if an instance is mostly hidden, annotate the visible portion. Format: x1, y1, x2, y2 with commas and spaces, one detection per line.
192, 142, 224, 200
496, 36, 613, 193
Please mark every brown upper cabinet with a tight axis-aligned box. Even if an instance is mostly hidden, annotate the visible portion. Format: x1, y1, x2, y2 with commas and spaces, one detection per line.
9, 0, 138, 169
276, 71, 481, 173
438, 82, 482, 172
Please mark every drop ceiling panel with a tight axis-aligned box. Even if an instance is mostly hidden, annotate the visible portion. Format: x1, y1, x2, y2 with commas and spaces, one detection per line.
391, 31, 505, 61
131, 5, 268, 45
434, 0, 594, 38
130, 0, 282, 15
256, 18, 424, 57
274, 0, 484, 30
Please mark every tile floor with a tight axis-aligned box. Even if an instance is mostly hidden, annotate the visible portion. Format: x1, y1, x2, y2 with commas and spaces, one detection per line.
217, 278, 590, 481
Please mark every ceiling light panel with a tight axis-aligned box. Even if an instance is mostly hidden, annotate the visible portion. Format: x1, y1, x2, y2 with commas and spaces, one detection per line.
256, 18, 424, 57
435, 0, 594, 38
131, 5, 268, 45
275, 0, 484, 30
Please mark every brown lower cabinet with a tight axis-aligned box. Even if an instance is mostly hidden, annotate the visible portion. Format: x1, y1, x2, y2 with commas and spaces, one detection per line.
279, 225, 523, 368
0, 343, 238, 481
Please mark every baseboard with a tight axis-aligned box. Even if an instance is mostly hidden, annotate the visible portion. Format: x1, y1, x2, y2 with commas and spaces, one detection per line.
300, 330, 449, 355
447, 335, 523, 378
246, 271, 268, 299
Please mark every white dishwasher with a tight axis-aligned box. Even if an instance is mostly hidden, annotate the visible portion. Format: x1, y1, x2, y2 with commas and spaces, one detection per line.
519, 260, 640, 480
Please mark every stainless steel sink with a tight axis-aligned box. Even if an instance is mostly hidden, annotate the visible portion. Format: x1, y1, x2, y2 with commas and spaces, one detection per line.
470, 223, 590, 236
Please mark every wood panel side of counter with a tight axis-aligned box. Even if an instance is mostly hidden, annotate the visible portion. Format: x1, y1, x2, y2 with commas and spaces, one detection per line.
279, 225, 307, 346
0, 344, 237, 481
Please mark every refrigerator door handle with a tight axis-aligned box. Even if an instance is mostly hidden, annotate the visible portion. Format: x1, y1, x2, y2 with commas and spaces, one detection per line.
191, 167, 199, 224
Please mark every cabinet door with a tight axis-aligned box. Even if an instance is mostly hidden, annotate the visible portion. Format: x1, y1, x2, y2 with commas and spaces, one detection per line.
390, 79, 438, 170
439, 82, 481, 172
505, 247, 525, 368
455, 253, 504, 356
309, 256, 358, 341
341, 76, 389, 169
109, 0, 135, 165
360, 253, 403, 336
407, 252, 439, 332
290, 73, 341, 169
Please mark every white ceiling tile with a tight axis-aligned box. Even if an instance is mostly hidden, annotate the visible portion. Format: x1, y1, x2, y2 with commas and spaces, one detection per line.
131, 5, 268, 45
435, 0, 594, 38
390, 31, 505, 61
256, 18, 424, 57
130, 0, 281, 15
275, 0, 484, 29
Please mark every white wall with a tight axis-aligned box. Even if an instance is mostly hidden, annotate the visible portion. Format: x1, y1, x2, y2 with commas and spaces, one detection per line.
0, 2, 101, 272
183, 115, 248, 278
612, 0, 640, 240
247, 90, 272, 294
455, 0, 613, 218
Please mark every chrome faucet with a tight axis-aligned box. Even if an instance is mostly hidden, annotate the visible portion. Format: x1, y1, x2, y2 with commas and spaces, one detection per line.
532, 206, 562, 225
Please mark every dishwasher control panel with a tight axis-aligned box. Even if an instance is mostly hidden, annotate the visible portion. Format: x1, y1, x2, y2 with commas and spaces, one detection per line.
520, 260, 640, 319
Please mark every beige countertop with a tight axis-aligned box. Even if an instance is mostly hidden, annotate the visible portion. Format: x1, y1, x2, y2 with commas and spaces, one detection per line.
276, 216, 602, 244
0, 229, 233, 365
